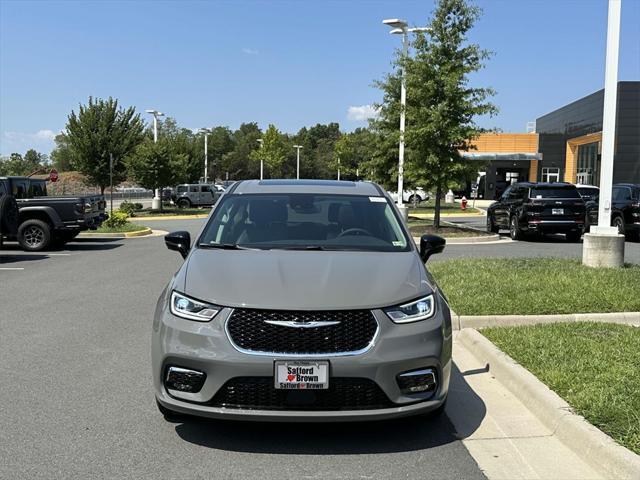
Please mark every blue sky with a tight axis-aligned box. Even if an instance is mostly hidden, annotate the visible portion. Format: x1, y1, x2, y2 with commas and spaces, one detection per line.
1, 0, 638, 156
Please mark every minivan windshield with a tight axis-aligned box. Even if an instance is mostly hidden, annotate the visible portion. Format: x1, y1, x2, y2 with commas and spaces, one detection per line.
198, 194, 409, 252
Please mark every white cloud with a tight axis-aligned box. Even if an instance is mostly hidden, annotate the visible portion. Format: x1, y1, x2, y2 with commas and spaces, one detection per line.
1, 129, 59, 155
347, 105, 379, 122
241, 48, 259, 55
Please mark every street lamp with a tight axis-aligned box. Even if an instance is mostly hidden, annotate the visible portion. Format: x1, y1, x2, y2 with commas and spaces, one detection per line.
582, 0, 625, 267
257, 138, 264, 180
337, 157, 341, 181
293, 145, 303, 179
383, 18, 430, 221
146, 109, 165, 210
199, 128, 212, 183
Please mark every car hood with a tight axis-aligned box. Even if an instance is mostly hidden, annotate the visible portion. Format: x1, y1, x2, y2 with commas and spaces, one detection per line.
178, 248, 431, 310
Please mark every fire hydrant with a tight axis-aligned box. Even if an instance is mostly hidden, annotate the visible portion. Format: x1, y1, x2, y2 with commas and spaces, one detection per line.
461, 196, 468, 210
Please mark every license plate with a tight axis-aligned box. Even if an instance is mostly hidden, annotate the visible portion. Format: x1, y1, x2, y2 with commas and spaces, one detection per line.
552, 208, 564, 215
274, 361, 329, 390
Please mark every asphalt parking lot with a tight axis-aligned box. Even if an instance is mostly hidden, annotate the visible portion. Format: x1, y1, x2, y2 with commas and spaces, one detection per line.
2, 217, 638, 479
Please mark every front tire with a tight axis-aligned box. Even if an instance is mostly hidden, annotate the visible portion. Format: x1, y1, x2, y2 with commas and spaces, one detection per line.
156, 399, 186, 422
18, 219, 51, 251
612, 215, 625, 236
566, 231, 582, 242
486, 214, 499, 233
177, 198, 191, 209
509, 215, 523, 240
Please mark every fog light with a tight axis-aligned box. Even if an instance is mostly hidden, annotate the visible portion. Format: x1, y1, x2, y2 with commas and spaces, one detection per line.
397, 368, 437, 395
165, 366, 206, 393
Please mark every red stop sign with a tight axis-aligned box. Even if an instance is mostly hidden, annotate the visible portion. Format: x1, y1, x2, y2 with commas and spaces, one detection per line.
49, 169, 59, 182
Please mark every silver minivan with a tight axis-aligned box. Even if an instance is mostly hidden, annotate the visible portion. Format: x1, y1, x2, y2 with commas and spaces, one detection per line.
152, 179, 452, 421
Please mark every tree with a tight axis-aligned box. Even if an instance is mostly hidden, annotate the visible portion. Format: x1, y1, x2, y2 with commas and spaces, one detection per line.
375, 0, 497, 226
333, 128, 377, 181
249, 125, 289, 178
126, 137, 189, 197
0, 151, 48, 176
50, 134, 75, 172
221, 123, 262, 180
65, 97, 145, 193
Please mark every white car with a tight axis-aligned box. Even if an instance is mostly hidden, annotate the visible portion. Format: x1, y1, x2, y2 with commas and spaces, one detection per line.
388, 187, 430, 204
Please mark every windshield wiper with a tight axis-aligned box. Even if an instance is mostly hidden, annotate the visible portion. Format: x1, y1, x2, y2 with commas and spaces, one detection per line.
198, 243, 253, 250
274, 245, 328, 251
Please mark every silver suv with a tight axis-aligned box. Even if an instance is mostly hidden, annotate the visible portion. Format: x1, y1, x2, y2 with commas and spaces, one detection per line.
173, 183, 224, 208
153, 179, 451, 421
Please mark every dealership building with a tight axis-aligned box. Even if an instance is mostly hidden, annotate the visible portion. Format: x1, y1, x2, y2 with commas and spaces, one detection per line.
465, 81, 639, 199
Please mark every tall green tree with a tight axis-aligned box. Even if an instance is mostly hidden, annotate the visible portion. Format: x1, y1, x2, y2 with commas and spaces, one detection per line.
249, 124, 289, 178
65, 97, 145, 193
50, 133, 75, 172
126, 137, 189, 196
0, 151, 48, 176
333, 128, 377, 181
221, 123, 262, 180
376, 0, 497, 226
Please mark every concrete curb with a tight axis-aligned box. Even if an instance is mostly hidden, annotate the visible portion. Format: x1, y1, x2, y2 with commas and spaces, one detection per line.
78, 227, 156, 239
129, 214, 209, 221
452, 311, 640, 329
412, 234, 500, 245
457, 328, 640, 480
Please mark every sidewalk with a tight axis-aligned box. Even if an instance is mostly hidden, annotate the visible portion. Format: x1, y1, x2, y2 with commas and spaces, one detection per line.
450, 333, 601, 479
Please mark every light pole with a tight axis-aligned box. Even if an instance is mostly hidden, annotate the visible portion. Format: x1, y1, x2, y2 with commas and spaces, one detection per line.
337, 157, 341, 181
293, 145, 303, 179
383, 18, 430, 221
582, 0, 625, 267
199, 128, 212, 183
257, 138, 264, 180
145, 109, 164, 210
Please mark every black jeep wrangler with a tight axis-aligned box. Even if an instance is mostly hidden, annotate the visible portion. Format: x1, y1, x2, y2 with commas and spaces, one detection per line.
0, 176, 107, 251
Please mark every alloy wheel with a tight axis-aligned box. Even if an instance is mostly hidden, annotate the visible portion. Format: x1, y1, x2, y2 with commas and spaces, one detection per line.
24, 226, 45, 247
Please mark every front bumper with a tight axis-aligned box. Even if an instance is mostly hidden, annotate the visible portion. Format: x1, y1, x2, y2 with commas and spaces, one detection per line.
152, 292, 452, 421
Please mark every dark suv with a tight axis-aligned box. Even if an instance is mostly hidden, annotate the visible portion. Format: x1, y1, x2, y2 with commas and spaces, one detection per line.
487, 182, 585, 241
585, 183, 640, 241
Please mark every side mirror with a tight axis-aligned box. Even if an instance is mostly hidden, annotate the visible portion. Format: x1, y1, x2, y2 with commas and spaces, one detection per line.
165, 231, 191, 259
419, 234, 446, 263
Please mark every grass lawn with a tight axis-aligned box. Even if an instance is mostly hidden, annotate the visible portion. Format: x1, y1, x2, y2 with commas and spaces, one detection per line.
133, 207, 209, 217
429, 258, 640, 315
95, 222, 148, 233
408, 218, 492, 238
482, 322, 640, 454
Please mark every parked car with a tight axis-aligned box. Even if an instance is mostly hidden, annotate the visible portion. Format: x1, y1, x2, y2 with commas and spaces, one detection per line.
0, 176, 107, 251
575, 184, 599, 202
585, 183, 640, 240
153, 179, 450, 421
487, 182, 585, 241
0, 181, 19, 248
387, 187, 430, 204
172, 183, 222, 208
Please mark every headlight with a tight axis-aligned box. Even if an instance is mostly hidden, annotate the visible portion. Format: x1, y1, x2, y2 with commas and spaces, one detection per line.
170, 291, 220, 322
384, 295, 435, 324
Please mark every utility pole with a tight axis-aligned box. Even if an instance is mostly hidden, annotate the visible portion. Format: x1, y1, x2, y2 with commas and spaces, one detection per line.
199, 128, 212, 183
582, 0, 624, 267
257, 138, 264, 180
145, 109, 165, 210
109, 153, 114, 214
293, 145, 303, 180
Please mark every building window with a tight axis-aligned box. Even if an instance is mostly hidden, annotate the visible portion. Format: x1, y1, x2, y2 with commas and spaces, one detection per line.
542, 167, 560, 183
576, 142, 600, 186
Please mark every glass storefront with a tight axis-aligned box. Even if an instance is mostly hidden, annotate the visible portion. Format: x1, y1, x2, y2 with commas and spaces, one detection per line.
576, 142, 600, 186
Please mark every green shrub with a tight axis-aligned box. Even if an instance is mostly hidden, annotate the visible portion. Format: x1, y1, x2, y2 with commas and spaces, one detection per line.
119, 201, 141, 216
104, 210, 129, 228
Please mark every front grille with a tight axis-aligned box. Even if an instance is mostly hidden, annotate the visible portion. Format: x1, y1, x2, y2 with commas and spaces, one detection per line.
226, 308, 378, 355
209, 377, 394, 411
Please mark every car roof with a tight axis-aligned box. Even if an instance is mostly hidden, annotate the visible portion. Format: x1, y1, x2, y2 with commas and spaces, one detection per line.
230, 179, 384, 196
614, 183, 640, 188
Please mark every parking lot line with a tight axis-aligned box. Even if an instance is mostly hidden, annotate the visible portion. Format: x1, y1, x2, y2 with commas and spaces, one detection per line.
0, 267, 25, 271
